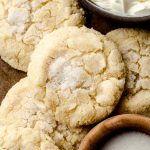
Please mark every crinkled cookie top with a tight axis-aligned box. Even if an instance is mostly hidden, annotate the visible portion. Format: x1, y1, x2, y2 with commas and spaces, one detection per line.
0, 78, 90, 150
107, 28, 150, 116
0, 0, 84, 71
28, 26, 125, 127
0, 125, 59, 150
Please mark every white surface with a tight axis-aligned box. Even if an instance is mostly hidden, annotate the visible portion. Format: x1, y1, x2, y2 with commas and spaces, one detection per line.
91, 0, 150, 17
101, 131, 150, 150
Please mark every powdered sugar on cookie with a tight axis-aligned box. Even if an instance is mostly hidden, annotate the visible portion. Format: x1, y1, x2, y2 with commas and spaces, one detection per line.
28, 26, 125, 127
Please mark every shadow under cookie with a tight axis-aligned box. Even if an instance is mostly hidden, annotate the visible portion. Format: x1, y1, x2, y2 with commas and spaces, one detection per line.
0, 58, 26, 103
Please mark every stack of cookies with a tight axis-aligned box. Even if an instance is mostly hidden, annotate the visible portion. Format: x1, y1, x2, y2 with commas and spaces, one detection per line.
0, 0, 149, 149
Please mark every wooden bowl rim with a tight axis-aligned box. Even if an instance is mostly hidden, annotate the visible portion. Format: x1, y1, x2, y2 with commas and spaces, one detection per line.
80, 0, 150, 23
79, 114, 150, 150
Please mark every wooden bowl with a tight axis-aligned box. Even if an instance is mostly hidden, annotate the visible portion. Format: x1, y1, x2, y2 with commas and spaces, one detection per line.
79, 114, 150, 150
80, 0, 150, 27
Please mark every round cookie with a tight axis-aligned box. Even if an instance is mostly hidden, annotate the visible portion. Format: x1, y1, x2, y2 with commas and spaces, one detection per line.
0, 125, 59, 150
28, 26, 125, 127
0, 78, 90, 150
0, 0, 84, 72
107, 28, 150, 116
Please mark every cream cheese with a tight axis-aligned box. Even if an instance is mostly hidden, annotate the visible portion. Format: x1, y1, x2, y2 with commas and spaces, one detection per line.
91, 0, 150, 17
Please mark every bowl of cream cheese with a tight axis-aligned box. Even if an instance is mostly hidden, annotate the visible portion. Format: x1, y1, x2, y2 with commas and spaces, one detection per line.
80, 0, 150, 26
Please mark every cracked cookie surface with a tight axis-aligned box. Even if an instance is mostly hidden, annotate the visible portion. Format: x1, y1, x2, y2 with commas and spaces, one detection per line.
107, 28, 150, 116
0, 78, 90, 150
28, 26, 125, 127
0, 125, 59, 150
0, 0, 84, 71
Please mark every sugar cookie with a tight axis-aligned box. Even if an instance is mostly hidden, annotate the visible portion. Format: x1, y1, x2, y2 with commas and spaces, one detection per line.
107, 28, 150, 116
28, 26, 125, 127
0, 78, 90, 150
0, 0, 84, 71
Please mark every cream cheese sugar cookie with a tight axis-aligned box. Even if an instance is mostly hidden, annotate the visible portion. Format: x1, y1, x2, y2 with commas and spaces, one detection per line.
28, 26, 125, 127
0, 125, 59, 150
0, 0, 84, 72
0, 78, 90, 150
107, 28, 150, 116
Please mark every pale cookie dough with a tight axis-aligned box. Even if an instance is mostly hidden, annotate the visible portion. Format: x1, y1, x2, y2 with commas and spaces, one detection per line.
107, 28, 150, 116
0, 125, 59, 150
0, 0, 84, 72
28, 26, 125, 127
0, 78, 90, 150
